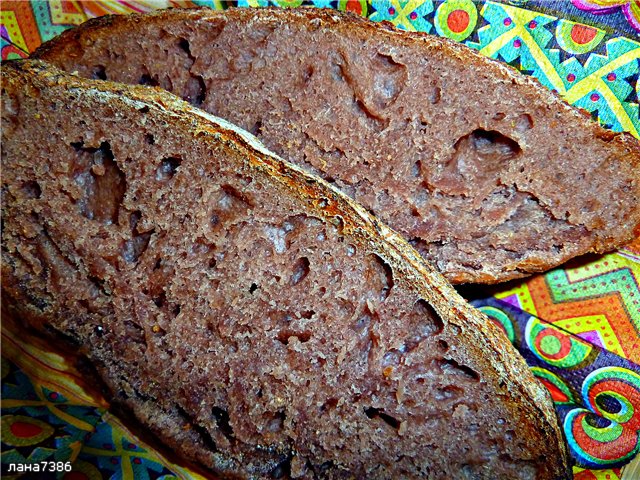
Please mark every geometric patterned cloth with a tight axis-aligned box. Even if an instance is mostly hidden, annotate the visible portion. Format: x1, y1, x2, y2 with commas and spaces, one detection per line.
471, 298, 640, 476
1, 1, 639, 479
488, 238, 640, 363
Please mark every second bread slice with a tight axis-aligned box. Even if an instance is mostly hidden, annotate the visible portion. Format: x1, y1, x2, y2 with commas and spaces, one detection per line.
33, 7, 640, 283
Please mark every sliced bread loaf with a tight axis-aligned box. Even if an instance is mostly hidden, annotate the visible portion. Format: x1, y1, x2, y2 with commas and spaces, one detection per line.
2, 60, 569, 479
33, 7, 640, 283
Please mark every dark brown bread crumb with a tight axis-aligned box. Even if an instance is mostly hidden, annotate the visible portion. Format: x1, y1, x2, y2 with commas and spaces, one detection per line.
33, 7, 640, 284
2, 61, 570, 479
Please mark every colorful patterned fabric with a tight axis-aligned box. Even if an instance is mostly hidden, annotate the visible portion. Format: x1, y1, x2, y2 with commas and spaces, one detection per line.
1, 329, 207, 480
572, 0, 640, 34
472, 298, 640, 474
1, 1, 639, 479
488, 239, 640, 364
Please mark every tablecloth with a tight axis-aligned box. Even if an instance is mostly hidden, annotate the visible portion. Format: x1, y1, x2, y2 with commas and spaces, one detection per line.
1, 1, 639, 479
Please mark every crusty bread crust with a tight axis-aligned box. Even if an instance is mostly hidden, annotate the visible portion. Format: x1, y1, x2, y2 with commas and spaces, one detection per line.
2, 59, 571, 479
33, 6, 640, 284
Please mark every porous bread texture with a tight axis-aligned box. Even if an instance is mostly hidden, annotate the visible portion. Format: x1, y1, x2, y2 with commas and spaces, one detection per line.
2, 60, 570, 479
33, 6, 640, 284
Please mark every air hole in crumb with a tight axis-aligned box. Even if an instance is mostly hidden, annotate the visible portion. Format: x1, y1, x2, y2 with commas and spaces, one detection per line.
178, 38, 191, 55
329, 53, 346, 83
129, 210, 142, 231
269, 453, 291, 479
88, 275, 109, 297
211, 406, 234, 439
79, 299, 94, 313
434, 385, 464, 401
176, 405, 218, 453
515, 113, 534, 132
321, 398, 338, 411
364, 407, 377, 418
429, 86, 441, 104
152, 325, 166, 335
156, 157, 182, 181
412, 160, 422, 178
72, 141, 126, 225
439, 358, 480, 381
145, 134, 155, 145
184, 75, 206, 107
300, 310, 315, 319
219, 185, 254, 210
153, 292, 166, 308
250, 120, 263, 136
267, 410, 286, 433
92, 65, 107, 80
370, 254, 394, 301
172, 304, 181, 316
438, 339, 449, 352
139, 74, 159, 87
249, 283, 258, 294
382, 349, 401, 367
276, 330, 312, 345
303, 65, 314, 84
317, 461, 334, 474
364, 407, 401, 430
22, 181, 42, 199
467, 129, 521, 158
414, 299, 444, 334
122, 231, 153, 263
371, 52, 407, 110
492, 112, 506, 121
434, 129, 522, 196
66, 297, 89, 315
138, 106, 150, 114
353, 305, 374, 333
290, 257, 310, 286
396, 300, 445, 354
123, 320, 145, 345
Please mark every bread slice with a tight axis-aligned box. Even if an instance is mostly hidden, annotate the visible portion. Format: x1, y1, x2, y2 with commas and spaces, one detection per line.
2, 60, 569, 479
32, 7, 640, 284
